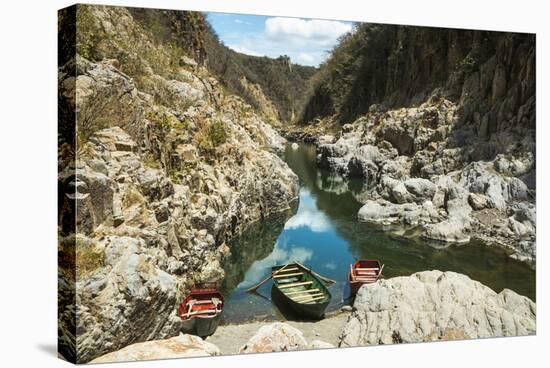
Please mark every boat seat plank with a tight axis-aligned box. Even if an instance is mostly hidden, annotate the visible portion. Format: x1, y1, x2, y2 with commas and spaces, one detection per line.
293, 292, 325, 301
302, 295, 327, 304
185, 309, 217, 317
190, 299, 215, 305
355, 267, 379, 271
274, 267, 299, 273
277, 278, 301, 283
279, 281, 313, 289
285, 288, 320, 296
273, 272, 304, 278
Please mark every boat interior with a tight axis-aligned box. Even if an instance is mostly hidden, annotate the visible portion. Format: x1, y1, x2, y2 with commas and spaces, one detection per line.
350, 260, 381, 283
179, 290, 224, 320
272, 264, 328, 304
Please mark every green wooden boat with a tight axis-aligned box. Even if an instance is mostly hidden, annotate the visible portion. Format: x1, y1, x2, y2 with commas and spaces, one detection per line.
271, 263, 331, 319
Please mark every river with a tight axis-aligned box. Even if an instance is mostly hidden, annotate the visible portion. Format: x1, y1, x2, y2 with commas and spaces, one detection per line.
220, 143, 535, 323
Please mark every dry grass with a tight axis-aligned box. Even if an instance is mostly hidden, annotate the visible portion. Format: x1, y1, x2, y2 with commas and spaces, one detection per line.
59, 234, 105, 279
122, 186, 146, 208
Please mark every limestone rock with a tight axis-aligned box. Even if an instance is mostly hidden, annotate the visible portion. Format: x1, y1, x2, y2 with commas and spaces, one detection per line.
423, 218, 470, 243
358, 199, 439, 228
403, 178, 436, 202
307, 94, 535, 264
239, 323, 308, 354
468, 193, 490, 210
76, 236, 181, 362
339, 271, 536, 347
90, 335, 220, 363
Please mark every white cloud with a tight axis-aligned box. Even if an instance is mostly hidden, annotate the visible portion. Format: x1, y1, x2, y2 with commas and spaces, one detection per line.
237, 246, 313, 288
297, 52, 316, 64
284, 209, 331, 232
226, 44, 263, 57
284, 188, 332, 232
265, 17, 352, 47
219, 17, 352, 66
234, 19, 252, 25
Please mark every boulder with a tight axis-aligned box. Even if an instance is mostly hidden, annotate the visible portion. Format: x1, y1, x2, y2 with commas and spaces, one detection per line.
404, 178, 436, 202
318, 135, 336, 145
239, 323, 308, 354
90, 334, 220, 363
378, 117, 416, 155
339, 271, 536, 347
423, 218, 470, 243
92, 127, 137, 153
460, 162, 529, 209
348, 156, 378, 179
391, 181, 413, 204
468, 193, 490, 210
358, 199, 439, 228
76, 236, 181, 362
137, 168, 174, 201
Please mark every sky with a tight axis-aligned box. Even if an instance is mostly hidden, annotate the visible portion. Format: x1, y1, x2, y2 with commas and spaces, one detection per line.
206, 12, 354, 67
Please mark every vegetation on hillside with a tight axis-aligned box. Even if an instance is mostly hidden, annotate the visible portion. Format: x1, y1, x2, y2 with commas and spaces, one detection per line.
204, 34, 317, 122
128, 7, 317, 123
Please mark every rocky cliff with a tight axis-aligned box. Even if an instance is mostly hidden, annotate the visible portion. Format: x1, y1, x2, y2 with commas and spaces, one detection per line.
294, 25, 535, 264
300, 24, 535, 129
58, 5, 299, 363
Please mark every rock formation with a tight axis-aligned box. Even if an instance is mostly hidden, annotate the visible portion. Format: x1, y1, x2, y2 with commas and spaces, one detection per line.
58, 5, 299, 363
296, 24, 535, 266
90, 334, 220, 363
315, 97, 535, 264
238, 322, 335, 354
339, 271, 536, 347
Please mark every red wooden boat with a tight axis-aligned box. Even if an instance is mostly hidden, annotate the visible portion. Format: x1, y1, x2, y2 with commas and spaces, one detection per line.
348, 260, 384, 296
177, 284, 224, 337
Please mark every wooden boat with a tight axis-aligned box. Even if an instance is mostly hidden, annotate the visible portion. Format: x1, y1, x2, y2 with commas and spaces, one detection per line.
177, 284, 224, 337
349, 259, 383, 296
271, 263, 331, 319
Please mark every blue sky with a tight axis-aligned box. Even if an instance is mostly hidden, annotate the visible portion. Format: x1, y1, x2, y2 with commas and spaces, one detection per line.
207, 12, 353, 67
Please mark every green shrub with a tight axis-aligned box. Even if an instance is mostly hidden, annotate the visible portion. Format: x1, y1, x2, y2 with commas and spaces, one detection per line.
168, 169, 184, 184
76, 5, 102, 60
146, 109, 189, 130
195, 121, 228, 152
460, 54, 478, 74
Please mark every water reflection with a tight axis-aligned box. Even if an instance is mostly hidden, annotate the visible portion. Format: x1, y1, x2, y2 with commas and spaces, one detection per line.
221, 144, 535, 323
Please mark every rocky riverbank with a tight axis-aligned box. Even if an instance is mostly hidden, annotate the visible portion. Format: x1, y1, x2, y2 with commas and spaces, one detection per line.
286, 95, 535, 267
286, 25, 536, 268
89, 271, 536, 363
